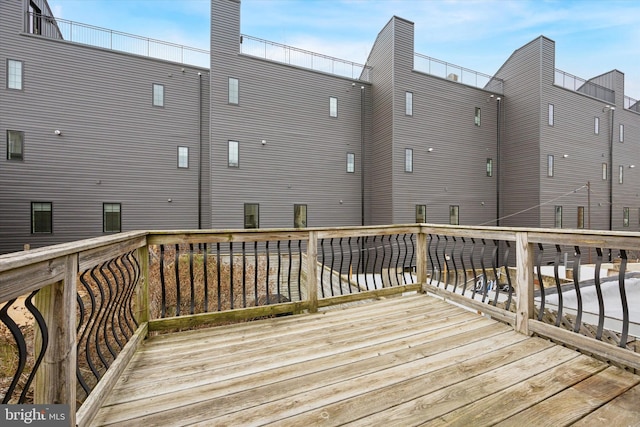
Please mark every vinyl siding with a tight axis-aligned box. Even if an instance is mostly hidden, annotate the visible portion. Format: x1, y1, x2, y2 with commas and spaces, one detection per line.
209, 0, 367, 229
0, 0, 208, 252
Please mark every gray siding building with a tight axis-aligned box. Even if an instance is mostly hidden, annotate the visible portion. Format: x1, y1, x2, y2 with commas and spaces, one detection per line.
1, 0, 639, 253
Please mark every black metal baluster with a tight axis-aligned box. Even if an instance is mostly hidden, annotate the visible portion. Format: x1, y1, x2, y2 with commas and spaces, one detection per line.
427, 234, 435, 284
443, 236, 451, 287
502, 242, 513, 311
0, 299, 26, 404
451, 237, 459, 292
469, 238, 478, 300
434, 235, 442, 286
297, 240, 303, 300
189, 243, 195, 315
491, 240, 501, 306
174, 244, 180, 316
287, 240, 293, 301
364, 236, 371, 290
460, 238, 469, 294
229, 242, 234, 309
203, 242, 209, 312
320, 239, 326, 298
355, 237, 362, 290
216, 242, 222, 311
553, 245, 563, 327
338, 237, 345, 294
618, 249, 630, 348
536, 243, 546, 321
265, 241, 271, 303
20, 290, 47, 403
242, 242, 247, 307
379, 235, 386, 288
392, 234, 399, 286
329, 238, 335, 296
277, 240, 282, 302
159, 244, 167, 318
254, 241, 259, 306
479, 239, 489, 303
594, 247, 605, 339
572, 246, 583, 333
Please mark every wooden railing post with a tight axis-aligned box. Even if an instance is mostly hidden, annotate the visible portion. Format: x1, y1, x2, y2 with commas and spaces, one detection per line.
136, 244, 150, 325
416, 229, 427, 291
515, 232, 534, 335
34, 254, 77, 426
307, 231, 318, 313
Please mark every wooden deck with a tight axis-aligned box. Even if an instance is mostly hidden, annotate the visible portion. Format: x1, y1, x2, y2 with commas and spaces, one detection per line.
91, 294, 640, 426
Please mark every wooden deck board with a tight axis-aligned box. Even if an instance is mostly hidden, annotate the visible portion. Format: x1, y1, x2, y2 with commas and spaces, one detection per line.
90, 294, 640, 427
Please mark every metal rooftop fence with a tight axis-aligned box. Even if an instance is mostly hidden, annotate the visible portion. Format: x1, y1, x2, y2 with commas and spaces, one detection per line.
413, 52, 504, 94
554, 69, 615, 104
239, 34, 372, 82
625, 95, 640, 113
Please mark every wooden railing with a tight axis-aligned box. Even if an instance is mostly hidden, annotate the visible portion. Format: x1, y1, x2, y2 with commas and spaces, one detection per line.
1, 225, 639, 426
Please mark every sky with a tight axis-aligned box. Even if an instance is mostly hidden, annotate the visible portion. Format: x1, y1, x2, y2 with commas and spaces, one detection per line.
47, 0, 640, 98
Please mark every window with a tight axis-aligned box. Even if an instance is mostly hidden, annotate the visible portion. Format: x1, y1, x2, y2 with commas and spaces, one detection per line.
28, 1, 42, 34
152, 83, 164, 107
405, 148, 413, 172
329, 97, 338, 117
416, 205, 426, 223
619, 165, 624, 184
554, 206, 562, 228
228, 77, 239, 104
602, 163, 608, 180
577, 206, 584, 229
623, 207, 630, 227
103, 203, 121, 233
31, 202, 52, 234
405, 92, 413, 116
7, 59, 22, 90
346, 152, 355, 173
7, 130, 24, 160
594, 117, 599, 135
228, 140, 239, 167
244, 203, 259, 229
548, 104, 554, 126
449, 205, 459, 225
294, 204, 307, 228
474, 107, 481, 126
486, 158, 493, 177
177, 146, 188, 168
547, 155, 554, 177
619, 124, 624, 142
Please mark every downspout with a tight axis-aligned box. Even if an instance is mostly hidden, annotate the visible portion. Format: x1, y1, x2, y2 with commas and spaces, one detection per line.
608, 107, 614, 233
198, 72, 203, 230
496, 97, 501, 227
360, 85, 365, 226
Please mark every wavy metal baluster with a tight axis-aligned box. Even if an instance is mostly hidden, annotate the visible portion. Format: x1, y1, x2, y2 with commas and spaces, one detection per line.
469, 238, 478, 300
159, 245, 167, 318
502, 241, 513, 311
101, 261, 118, 359
329, 238, 335, 296
189, 243, 195, 314
479, 239, 489, 303
121, 252, 139, 332
401, 234, 409, 285
229, 242, 235, 309
553, 245, 564, 327
287, 240, 293, 301
203, 242, 209, 312
20, 290, 47, 403
216, 242, 222, 311
92, 264, 111, 369
174, 244, 180, 316
451, 237, 459, 292
434, 235, 442, 286
0, 298, 26, 404
106, 259, 124, 350
297, 240, 303, 299
536, 243, 546, 321
253, 241, 259, 306
594, 247, 605, 340
427, 234, 435, 285
319, 239, 326, 298
442, 236, 450, 289
277, 240, 282, 301
391, 234, 398, 286
571, 246, 583, 333
618, 249, 630, 348
338, 238, 346, 294
491, 240, 501, 306
379, 235, 386, 288
364, 236, 371, 290
460, 237, 469, 294
355, 237, 362, 290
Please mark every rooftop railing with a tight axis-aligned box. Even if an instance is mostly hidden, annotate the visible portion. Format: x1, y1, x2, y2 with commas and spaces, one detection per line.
624, 95, 640, 113
554, 68, 615, 104
240, 34, 372, 82
26, 12, 209, 68
414, 53, 504, 94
